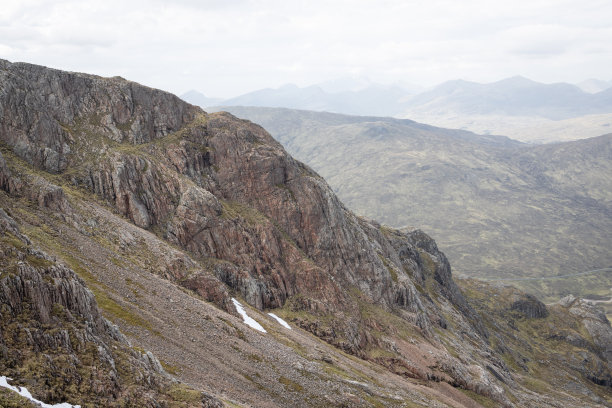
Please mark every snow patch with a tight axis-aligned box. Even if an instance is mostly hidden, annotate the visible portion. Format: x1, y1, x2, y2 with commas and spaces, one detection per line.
267, 313, 291, 329
0, 376, 81, 408
231, 298, 266, 333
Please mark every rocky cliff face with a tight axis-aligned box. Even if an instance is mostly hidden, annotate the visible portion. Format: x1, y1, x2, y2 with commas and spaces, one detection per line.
0, 59, 198, 173
1, 59, 611, 407
0, 59, 477, 345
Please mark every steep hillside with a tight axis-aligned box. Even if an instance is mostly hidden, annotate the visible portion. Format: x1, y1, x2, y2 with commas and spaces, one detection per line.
1, 60, 611, 407
213, 106, 612, 303
0, 204, 222, 407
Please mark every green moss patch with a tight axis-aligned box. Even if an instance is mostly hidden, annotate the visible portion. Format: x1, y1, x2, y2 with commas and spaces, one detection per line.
278, 376, 304, 393
458, 388, 498, 408
165, 383, 203, 405
0, 388, 39, 408
221, 200, 268, 226
25, 254, 54, 269
0, 233, 26, 251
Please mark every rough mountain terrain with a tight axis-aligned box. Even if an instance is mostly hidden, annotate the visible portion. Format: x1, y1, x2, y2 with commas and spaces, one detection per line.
1, 59, 611, 407
213, 106, 612, 305
0, 204, 223, 407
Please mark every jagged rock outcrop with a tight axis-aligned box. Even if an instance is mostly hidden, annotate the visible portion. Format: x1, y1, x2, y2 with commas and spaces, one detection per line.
1, 59, 464, 326
0, 151, 72, 216
0, 59, 199, 173
0, 207, 222, 407
0, 58, 503, 399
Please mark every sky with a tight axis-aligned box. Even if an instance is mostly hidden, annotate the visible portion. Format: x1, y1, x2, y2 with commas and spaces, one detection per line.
1, 0, 611, 98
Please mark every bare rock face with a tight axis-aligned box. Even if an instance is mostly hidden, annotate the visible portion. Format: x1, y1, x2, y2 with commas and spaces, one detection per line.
0, 59, 199, 173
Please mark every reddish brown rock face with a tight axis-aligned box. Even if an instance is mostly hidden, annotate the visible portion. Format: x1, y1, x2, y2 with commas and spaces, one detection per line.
0, 57, 481, 355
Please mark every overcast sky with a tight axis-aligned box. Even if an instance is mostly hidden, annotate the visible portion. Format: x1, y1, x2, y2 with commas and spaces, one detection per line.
1, 0, 611, 98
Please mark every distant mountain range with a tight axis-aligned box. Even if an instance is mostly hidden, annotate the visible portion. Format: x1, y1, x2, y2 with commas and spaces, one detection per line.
402, 76, 612, 120
398, 77, 612, 142
578, 78, 612, 94
179, 89, 224, 107
183, 76, 612, 117
185, 83, 414, 117
183, 76, 612, 143
213, 106, 612, 303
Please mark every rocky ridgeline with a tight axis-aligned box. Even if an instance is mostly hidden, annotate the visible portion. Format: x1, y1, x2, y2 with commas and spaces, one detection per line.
0, 59, 198, 173
1, 59, 611, 407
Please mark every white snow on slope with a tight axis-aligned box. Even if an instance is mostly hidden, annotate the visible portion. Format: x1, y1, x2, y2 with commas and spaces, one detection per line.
0, 376, 81, 408
231, 298, 266, 333
267, 313, 291, 329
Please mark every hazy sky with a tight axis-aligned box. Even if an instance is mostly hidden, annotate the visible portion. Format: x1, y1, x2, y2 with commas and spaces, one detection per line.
1, 0, 611, 98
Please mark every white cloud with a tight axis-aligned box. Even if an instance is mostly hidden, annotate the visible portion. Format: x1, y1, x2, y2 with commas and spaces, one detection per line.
1, 0, 611, 97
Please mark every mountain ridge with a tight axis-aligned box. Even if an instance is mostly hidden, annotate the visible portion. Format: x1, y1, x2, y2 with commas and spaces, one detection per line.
1, 59, 611, 407
184, 75, 612, 120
